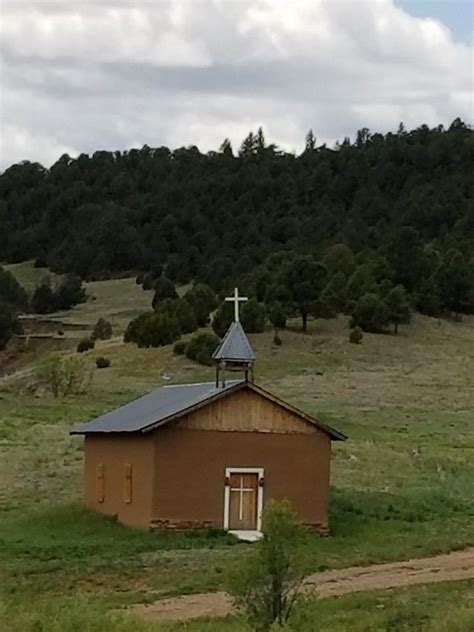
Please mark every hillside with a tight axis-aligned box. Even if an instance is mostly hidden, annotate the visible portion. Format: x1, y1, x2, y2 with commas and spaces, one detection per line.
0, 275, 473, 630
1, 121, 473, 293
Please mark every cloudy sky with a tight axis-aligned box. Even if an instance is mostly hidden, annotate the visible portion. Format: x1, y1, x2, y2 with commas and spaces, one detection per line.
1, 0, 472, 169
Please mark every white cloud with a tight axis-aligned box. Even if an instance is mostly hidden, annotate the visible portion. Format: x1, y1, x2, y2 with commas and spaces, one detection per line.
0, 0, 472, 169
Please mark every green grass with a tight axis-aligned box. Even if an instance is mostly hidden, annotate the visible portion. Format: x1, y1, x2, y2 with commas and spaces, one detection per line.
0, 274, 473, 619
1, 581, 473, 631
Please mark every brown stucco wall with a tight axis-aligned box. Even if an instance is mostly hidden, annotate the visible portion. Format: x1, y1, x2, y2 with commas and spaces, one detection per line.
152, 427, 331, 531
84, 434, 154, 527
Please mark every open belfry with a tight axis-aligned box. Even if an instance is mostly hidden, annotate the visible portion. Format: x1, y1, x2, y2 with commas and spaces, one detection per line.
72, 288, 346, 536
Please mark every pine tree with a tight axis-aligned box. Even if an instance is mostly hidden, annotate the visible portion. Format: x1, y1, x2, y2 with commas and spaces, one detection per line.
385, 285, 411, 334
304, 129, 316, 152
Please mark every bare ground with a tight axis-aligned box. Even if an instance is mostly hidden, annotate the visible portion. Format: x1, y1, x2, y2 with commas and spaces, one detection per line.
132, 548, 474, 623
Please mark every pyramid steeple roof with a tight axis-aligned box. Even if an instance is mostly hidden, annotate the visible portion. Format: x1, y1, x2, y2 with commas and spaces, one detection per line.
212, 321, 256, 363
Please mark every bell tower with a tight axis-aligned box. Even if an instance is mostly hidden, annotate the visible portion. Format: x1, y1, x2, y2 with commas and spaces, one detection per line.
212, 287, 256, 387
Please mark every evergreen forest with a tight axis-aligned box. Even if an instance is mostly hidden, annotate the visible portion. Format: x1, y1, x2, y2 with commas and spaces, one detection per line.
1, 120, 473, 344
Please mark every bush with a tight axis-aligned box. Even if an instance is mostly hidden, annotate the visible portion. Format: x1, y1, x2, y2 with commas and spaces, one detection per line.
226, 500, 304, 632
185, 331, 220, 365
91, 318, 113, 340
32, 275, 86, 314
212, 301, 234, 337
35, 356, 92, 398
349, 326, 363, 344
152, 276, 178, 306
55, 274, 87, 310
173, 340, 187, 355
156, 298, 197, 334
141, 272, 155, 290
95, 356, 111, 369
77, 338, 95, 353
184, 284, 217, 326
124, 311, 181, 348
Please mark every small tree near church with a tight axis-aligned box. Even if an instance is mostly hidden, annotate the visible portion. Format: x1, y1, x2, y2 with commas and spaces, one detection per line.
226, 500, 305, 632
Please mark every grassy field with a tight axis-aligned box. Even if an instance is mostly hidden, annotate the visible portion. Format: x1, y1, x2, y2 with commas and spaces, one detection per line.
1, 265, 473, 628
1, 580, 473, 631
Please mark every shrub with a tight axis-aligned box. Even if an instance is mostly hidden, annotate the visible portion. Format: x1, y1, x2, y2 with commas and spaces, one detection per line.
152, 276, 178, 306
55, 274, 87, 310
77, 338, 95, 353
349, 326, 363, 344
212, 301, 234, 337
184, 283, 218, 326
32, 275, 86, 314
135, 272, 144, 285
35, 356, 92, 398
185, 331, 220, 365
226, 500, 304, 632
124, 312, 181, 348
141, 272, 155, 290
91, 318, 113, 340
95, 356, 111, 369
173, 339, 187, 355
155, 298, 197, 334
31, 282, 56, 314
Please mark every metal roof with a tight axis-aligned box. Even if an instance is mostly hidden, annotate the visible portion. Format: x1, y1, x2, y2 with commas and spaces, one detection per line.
70, 380, 244, 435
70, 380, 346, 441
212, 321, 256, 362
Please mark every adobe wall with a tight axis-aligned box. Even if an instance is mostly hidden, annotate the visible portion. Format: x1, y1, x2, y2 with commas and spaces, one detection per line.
152, 427, 331, 532
84, 434, 154, 528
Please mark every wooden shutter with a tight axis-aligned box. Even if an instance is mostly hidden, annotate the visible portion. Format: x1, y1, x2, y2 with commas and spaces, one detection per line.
124, 463, 133, 504
96, 464, 105, 503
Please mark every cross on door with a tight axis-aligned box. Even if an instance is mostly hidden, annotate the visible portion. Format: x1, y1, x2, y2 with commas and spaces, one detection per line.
230, 475, 255, 521
225, 287, 248, 322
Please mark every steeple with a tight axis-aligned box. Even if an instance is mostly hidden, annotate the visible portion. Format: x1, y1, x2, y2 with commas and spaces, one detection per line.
213, 288, 256, 386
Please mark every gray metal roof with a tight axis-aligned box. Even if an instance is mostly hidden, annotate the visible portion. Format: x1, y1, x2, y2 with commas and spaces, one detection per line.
70, 380, 244, 434
212, 321, 256, 362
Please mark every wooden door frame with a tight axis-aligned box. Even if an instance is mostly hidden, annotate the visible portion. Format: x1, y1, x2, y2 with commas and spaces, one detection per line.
223, 467, 264, 532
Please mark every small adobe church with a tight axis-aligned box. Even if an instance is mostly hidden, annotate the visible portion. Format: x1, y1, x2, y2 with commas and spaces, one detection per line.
72, 289, 346, 537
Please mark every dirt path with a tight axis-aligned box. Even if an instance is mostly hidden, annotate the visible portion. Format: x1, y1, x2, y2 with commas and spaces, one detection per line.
132, 548, 474, 623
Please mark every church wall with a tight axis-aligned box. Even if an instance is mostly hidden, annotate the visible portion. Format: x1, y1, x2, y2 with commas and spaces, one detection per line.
151, 426, 331, 532
84, 434, 154, 528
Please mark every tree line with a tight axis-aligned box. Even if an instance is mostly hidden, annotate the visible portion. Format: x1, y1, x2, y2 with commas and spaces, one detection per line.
1, 120, 473, 352
0, 119, 472, 297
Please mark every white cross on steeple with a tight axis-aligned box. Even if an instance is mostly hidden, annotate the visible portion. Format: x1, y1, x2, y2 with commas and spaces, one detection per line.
225, 287, 248, 322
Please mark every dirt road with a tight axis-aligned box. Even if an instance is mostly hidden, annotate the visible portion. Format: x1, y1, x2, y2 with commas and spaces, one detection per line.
133, 548, 474, 623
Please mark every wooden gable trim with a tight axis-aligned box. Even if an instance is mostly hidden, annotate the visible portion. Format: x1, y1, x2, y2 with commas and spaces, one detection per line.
142, 381, 346, 441
140, 381, 248, 434
245, 383, 347, 441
